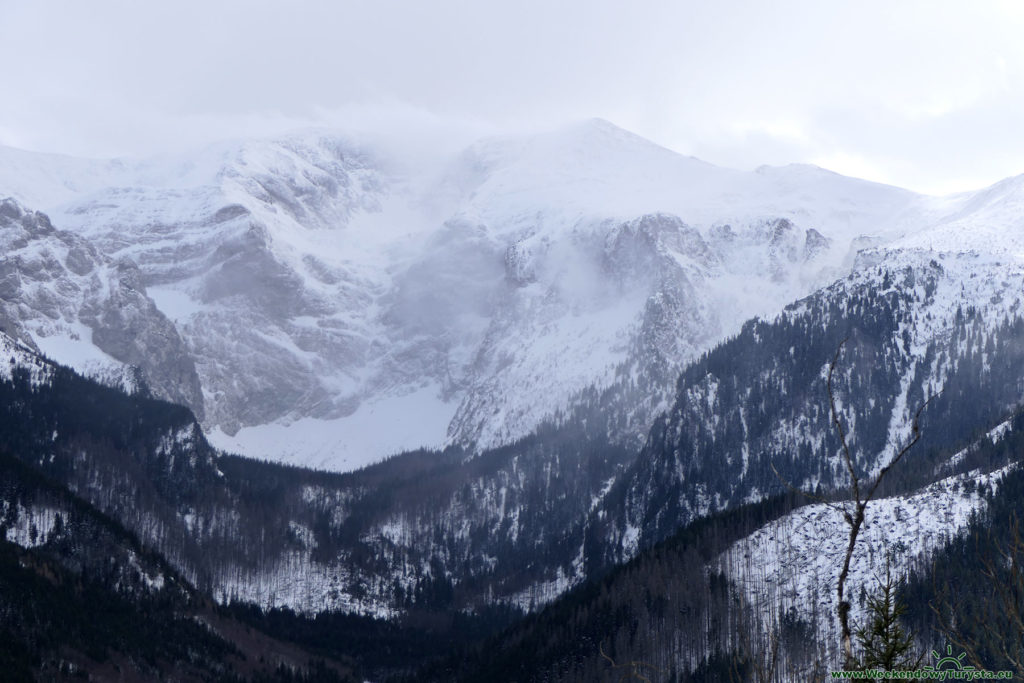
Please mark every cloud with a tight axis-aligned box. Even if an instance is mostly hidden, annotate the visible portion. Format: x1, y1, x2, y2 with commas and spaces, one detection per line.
2, 0, 1024, 192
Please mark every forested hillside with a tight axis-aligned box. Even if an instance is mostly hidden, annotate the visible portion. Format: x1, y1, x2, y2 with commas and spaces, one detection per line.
0, 451, 356, 681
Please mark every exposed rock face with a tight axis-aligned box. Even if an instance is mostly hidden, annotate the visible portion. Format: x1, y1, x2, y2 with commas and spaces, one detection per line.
0, 198, 203, 416
804, 227, 831, 260
44, 137, 392, 435
83, 258, 205, 418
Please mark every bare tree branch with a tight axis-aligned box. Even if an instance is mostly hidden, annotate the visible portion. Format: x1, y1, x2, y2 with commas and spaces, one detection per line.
766, 338, 933, 670
828, 338, 860, 508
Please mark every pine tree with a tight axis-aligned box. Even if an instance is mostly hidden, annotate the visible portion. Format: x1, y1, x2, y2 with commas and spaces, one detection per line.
855, 556, 918, 671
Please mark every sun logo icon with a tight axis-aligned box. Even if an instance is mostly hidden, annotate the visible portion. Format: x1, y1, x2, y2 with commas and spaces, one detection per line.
923, 645, 975, 671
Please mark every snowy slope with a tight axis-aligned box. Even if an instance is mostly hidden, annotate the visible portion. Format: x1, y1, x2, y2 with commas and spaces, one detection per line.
719, 465, 1010, 663
439, 120, 924, 238
0, 120, 1019, 470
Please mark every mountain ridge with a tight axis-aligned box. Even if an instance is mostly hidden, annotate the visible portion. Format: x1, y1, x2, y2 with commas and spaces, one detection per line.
1, 120, 1023, 472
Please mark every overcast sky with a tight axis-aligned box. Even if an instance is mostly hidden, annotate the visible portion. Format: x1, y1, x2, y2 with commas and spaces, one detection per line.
2, 0, 1024, 194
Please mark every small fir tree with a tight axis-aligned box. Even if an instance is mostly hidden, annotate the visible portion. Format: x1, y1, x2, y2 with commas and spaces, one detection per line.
855, 556, 918, 671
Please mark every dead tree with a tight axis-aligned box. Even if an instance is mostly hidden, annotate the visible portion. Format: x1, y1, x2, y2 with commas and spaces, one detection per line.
774, 338, 931, 670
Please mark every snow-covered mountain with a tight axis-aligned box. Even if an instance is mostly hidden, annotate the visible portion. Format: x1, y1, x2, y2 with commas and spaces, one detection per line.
0, 119, 1017, 471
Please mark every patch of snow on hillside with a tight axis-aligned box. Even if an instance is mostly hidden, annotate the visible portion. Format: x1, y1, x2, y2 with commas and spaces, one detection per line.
502, 544, 586, 612
5, 504, 61, 548
940, 418, 1015, 474
719, 466, 1010, 660
208, 383, 457, 471
30, 320, 125, 379
214, 550, 397, 618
